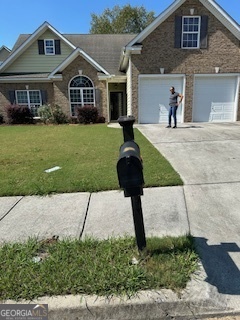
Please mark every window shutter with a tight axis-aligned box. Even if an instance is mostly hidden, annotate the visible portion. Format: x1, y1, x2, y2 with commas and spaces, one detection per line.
41, 90, 48, 105
55, 40, 61, 54
95, 88, 101, 106
200, 16, 208, 49
175, 16, 182, 48
9, 90, 15, 104
38, 40, 45, 54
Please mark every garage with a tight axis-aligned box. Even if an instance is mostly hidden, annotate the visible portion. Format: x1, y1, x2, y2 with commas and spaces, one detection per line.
193, 75, 239, 122
138, 75, 185, 124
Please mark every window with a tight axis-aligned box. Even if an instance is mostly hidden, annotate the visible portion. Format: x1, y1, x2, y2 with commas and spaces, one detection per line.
182, 16, 201, 48
38, 39, 61, 55
69, 76, 95, 116
16, 90, 42, 117
44, 39, 55, 55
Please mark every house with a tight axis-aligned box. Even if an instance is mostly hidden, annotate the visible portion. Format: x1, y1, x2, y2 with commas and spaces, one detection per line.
0, 0, 239, 123
0, 46, 11, 65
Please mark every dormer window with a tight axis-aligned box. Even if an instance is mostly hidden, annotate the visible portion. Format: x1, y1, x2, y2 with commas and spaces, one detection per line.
182, 16, 201, 48
44, 39, 55, 55
38, 39, 61, 55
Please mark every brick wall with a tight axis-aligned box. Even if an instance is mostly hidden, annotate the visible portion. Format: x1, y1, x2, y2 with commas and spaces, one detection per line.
0, 56, 107, 121
53, 55, 107, 119
0, 83, 53, 119
130, 0, 240, 122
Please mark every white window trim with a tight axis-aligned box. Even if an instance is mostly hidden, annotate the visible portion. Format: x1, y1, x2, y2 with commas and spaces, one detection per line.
44, 39, 55, 55
182, 16, 201, 49
15, 90, 42, 118
68, 75, 96, 117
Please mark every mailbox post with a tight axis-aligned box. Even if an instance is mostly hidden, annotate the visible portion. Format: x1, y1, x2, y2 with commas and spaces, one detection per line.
117, 116, 146, 251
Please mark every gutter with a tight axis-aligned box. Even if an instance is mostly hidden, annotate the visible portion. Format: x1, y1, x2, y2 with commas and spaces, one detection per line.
0, 75, 63, 83
119, 45, 142, 72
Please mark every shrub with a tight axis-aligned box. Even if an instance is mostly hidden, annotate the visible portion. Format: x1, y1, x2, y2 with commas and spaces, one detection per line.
77, 105, 98, 124
38, 105, 53, 124
69, 117, 79, 124
5, 105, 34, 124
52, 105, 68, 124
0, 114, 4, 124
38, 104, 68, 124
97, 116, 105, 123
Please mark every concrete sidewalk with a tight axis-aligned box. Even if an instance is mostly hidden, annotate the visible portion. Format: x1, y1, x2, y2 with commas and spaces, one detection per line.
0, 186, 240, 319
0, 122, 240, 319
0, 187, 188, 243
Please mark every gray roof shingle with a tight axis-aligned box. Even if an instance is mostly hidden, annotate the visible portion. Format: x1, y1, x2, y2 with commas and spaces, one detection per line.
11, 33, 137, 75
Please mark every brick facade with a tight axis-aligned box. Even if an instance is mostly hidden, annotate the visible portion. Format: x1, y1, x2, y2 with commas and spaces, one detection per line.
0, 56, 107, 121
53, 55, 107, 119
130, 0, 240, 122
0, 83, 53, 119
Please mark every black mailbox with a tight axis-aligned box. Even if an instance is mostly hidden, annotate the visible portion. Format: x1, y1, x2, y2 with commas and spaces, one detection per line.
117, 140, 144, 197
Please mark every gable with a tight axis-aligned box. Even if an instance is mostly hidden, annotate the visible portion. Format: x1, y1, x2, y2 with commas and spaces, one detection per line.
4, 30, 73, 73
120, 0, 240, 71
129, 0, 240, 46
49, 48, 110, 78
0, 21, 76, 73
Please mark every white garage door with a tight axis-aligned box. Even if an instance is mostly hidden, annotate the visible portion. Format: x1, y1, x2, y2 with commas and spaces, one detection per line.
193, 76, 238, 122
139, 76, 184, 124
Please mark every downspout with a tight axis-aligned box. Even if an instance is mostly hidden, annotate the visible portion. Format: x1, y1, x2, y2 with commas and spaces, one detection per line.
128, 55, 132, 116
235, 75, 240, 121
106, 78, 110, 123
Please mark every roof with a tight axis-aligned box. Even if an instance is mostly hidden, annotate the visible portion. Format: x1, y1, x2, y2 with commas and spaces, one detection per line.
0, 73, 51, 83
0, 45, 11, 53
3, 29, 136, 76
64, 34, 136, 75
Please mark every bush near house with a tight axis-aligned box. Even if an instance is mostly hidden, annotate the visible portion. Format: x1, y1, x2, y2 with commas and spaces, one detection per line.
76, 105, 99, 124
5, 104, 34, 124
97, 116, 106, 123
0, 114, 4, 124
38, 104, 68, 124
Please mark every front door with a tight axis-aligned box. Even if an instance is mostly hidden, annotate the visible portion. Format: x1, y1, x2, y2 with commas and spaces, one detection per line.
110, 92, 123, 121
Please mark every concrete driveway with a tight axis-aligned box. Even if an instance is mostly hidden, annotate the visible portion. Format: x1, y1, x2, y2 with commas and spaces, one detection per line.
137, 122, 240, 185
137, 122, 240, 301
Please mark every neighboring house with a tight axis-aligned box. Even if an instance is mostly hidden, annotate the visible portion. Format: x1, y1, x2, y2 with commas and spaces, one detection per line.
0, 0, 240, 123
0, 46, 11, 65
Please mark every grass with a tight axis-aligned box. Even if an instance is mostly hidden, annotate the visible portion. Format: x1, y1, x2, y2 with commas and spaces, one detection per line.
0, 124, 191, 300
0, 124, 182, 196
0, 235, 199, 301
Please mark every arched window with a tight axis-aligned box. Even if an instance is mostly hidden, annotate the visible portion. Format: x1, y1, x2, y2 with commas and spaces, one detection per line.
69, 75, 95, 116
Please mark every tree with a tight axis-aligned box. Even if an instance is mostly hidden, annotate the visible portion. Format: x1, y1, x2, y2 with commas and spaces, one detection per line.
90, 5, 155, 34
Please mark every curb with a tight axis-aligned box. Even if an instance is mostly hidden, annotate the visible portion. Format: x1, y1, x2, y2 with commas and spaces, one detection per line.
2, 265, 239, 320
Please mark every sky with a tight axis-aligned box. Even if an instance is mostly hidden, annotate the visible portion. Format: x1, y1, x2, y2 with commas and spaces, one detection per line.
1, 0, 239, 50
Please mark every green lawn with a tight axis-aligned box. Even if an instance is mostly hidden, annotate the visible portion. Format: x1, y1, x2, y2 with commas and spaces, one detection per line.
0, 124, 182, 196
